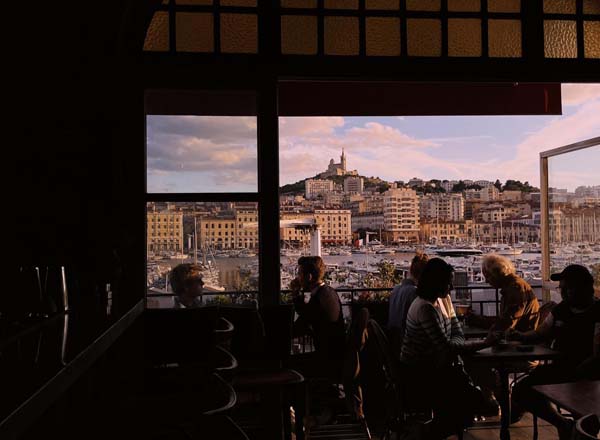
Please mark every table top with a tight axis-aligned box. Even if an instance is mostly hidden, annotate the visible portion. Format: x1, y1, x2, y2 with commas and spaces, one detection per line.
468, 343, 562, 363
0, 300, 144, 436
532, 381, 600, 418
463, 326, 488, 338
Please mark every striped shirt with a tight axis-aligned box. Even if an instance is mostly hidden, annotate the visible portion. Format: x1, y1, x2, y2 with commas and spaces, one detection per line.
400, 296, 465, 367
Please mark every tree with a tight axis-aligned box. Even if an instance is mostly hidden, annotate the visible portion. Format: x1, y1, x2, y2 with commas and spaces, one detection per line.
494, 179, 502, 191
503, 179, 540, 193
452, 181, 466, 192
378, 182, 391, 193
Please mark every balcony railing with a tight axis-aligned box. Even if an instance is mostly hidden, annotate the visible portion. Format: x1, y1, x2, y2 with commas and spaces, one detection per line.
146, 284, 545, 318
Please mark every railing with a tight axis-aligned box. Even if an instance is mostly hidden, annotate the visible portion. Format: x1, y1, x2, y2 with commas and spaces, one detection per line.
146, 284, 544, 318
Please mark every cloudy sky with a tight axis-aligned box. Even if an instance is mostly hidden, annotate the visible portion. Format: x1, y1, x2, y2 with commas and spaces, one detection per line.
147, 84, 600, 193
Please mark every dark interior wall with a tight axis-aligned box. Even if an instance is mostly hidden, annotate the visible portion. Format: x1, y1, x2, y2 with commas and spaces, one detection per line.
14, 1, 155, 311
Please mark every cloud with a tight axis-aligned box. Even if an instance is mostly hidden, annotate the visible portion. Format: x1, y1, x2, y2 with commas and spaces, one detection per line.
425, 135, 494, 143
279, 117, 344, 138
498, 99, 600, 186
561, 84, 600, 106
279, 119, 444, 183
146, 115, 258, 192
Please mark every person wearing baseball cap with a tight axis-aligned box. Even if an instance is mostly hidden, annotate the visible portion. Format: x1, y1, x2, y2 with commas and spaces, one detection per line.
509, 264, 599, 440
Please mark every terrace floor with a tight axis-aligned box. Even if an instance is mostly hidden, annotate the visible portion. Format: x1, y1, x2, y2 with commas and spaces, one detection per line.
303, 413, 559, 440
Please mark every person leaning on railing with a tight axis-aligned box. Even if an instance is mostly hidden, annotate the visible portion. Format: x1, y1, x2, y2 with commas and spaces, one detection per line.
508, 264, 600, 440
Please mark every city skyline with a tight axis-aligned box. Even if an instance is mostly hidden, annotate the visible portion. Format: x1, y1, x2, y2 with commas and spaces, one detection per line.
146, 84, 600, 193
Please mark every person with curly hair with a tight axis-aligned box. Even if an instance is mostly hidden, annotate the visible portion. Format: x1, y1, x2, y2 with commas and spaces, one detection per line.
169, 263, 205, 308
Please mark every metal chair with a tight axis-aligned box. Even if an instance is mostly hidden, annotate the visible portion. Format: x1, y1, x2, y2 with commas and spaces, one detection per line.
572, 414, 600, 439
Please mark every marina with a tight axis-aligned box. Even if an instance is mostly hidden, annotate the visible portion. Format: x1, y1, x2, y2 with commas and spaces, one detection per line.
146, 241, 600, 310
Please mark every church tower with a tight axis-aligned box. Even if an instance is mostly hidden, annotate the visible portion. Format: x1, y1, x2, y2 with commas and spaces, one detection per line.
341, 148, 347, 172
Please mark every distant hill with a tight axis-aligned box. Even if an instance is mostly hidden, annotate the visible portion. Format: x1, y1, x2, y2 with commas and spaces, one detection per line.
280, 174, 388, 195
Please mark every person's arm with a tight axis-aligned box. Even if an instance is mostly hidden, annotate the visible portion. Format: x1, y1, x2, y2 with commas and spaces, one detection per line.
440, 296, 465, 344
511, 313, 555, 344
490, 289, 525, 332
417, 302, 463, 358
465, 313, 496, 329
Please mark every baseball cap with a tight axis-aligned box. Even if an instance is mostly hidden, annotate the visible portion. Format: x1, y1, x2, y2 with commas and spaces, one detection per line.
550, 264, 594, 286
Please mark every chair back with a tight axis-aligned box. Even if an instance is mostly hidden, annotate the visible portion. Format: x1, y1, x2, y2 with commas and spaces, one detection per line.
357, 319, 400, 430
143, 307, 218, 366
218, 305, 266, 362
572, 414, 600, 440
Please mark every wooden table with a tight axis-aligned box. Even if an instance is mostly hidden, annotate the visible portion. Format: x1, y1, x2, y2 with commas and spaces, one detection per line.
532, 381, 600, 418
468, 344, 562, 440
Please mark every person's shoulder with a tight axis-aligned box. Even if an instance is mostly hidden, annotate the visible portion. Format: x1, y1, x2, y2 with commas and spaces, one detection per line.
317, 284, 337, 296
504, 274, 533, 298
411, 297, 436, 316
551, 300, 569, 316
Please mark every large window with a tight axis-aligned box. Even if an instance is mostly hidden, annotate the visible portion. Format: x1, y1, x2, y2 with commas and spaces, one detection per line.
541, 138, 600, 301
278, 84, 600, 314
145, 91, 259, 308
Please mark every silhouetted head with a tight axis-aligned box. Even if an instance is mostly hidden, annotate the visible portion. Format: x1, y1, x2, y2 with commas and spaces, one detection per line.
416, 258, 454, 302
551, 264, 595, 308
409, 252, 429, 282
482, 254, 516, 287
170, 263, 204, 298
297, 256, 326, 290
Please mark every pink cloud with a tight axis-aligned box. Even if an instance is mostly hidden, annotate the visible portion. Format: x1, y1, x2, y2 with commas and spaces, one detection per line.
561, 84, 600, 106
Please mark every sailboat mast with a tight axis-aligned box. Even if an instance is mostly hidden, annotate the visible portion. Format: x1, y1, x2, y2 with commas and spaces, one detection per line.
194, 215, 198, 265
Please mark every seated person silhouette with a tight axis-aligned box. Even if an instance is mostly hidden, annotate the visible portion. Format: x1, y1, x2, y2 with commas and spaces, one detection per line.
510, 264, 600, 440
170, 264, 205, 309
388, 252, 429, 356
400, 258, 496, 440
290, 256, 346, 380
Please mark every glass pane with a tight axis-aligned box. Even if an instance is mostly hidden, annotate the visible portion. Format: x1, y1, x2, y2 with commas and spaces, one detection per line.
488, 19, 522, 57
324, 17, 360, 55
543, 0, 576, 14
144, 11, 169, 52
281, 0, 317, 7
220, 13, 258, 53
176, 12, 214, 52
281, 15, 318, 54
448, 18, 482, 57
544, 20, 577, 58
406, 0, 440, 11
584, 21, 600, 58
221, 0, 257, 5
448, 0, 481, 12
366, 17, 401, 56
488, 0, 520, 13
324, 0, 359, 8
146, 116, 258, 193
583, 0, 600, 14
547, 146, 600, 300
366, 0, 400, 9
407, 19, 442, 56
146, 201, 259, 308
